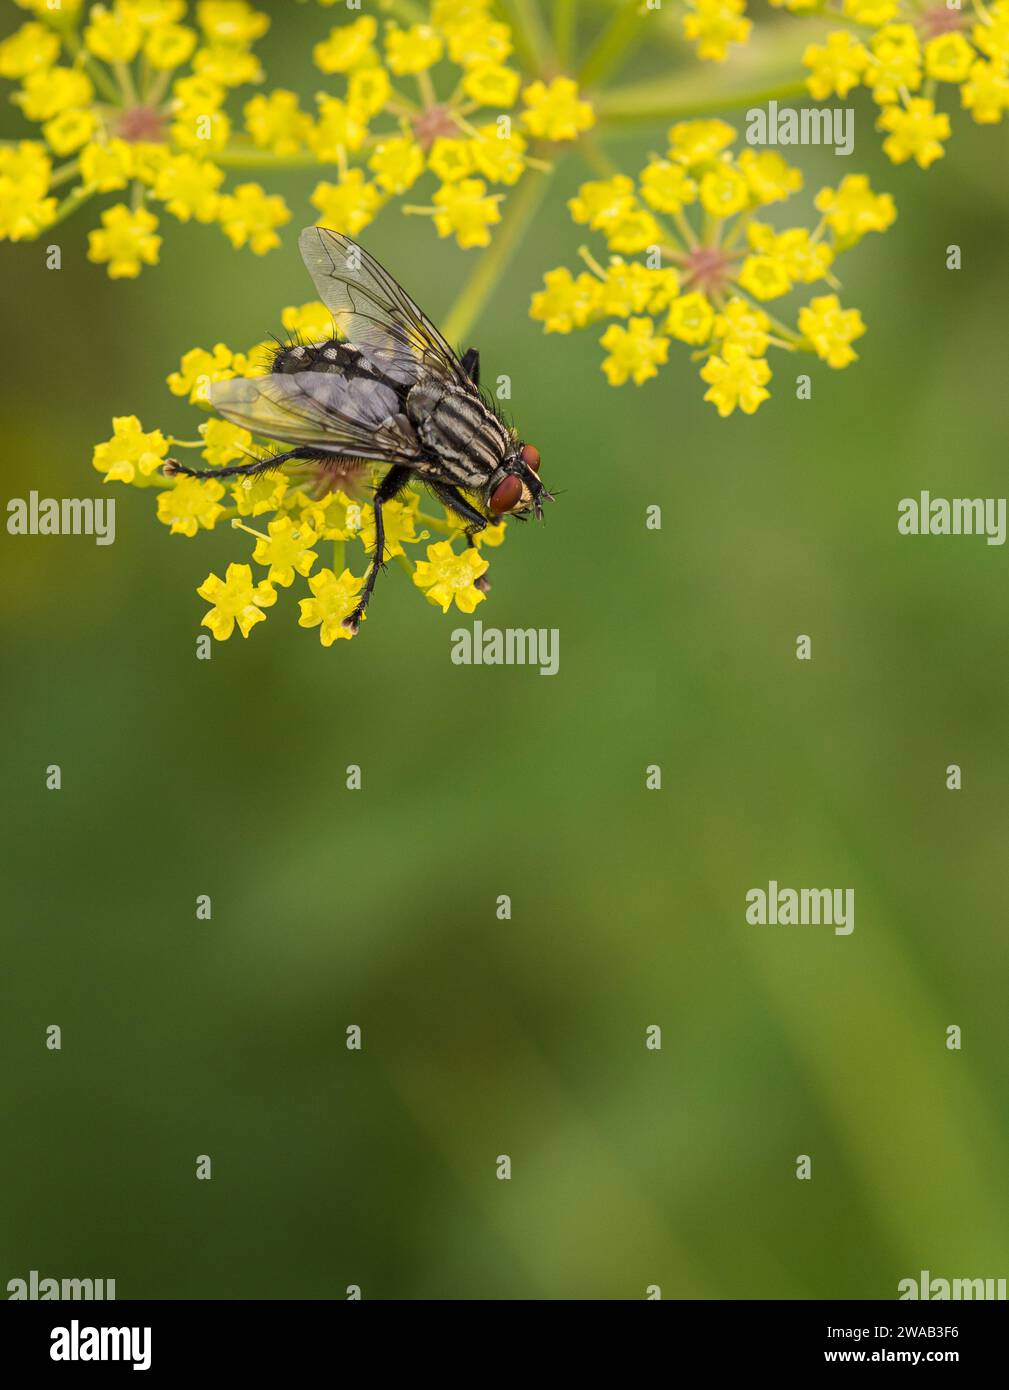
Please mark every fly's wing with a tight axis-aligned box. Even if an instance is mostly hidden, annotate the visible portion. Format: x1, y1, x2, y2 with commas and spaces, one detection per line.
210, 370, 421, 464
298, 226, 472, 391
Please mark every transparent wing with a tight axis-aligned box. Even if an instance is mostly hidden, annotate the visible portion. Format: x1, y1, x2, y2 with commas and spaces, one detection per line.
298, 226, 471, 390
210, 371, 422, 464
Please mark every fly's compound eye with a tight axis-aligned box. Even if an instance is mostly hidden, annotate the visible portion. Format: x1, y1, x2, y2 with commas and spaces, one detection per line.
521, 443, 541, 473
489, 474, 523, 514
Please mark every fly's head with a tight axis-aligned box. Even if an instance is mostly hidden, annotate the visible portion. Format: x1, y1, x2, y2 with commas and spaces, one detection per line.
486, 442, 551, 521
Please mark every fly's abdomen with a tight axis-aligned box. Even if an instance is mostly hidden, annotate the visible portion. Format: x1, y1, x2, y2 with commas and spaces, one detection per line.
408, 382, 510, 487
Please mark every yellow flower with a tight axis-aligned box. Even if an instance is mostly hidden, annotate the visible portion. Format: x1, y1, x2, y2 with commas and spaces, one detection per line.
712, 298, 771, 356
431, 178, 503, 248
197, 1, 269, 47
640, 159, 697, 214
866, 24, 922, 106
311, 172, 383, 237
368, 135, 425, 194
157, 475, 227, 536
252, 516, 319, 587
199, 417, 253, 466
748, 223, 833, 283
603, 207, 663, 254
600, 260, 670, 316
568, 175, 637, 231
924, 33, 975, 83
599, 317, 670, 385
167, 343, 238, 403
668, 118, 736, 167
84, 5, 143, 64
347, 66, 391, 118
218, 182, 291, 253
309, 95, 368, 158
0, 23, 60, 79
683, 0, 752, 63
842, 0, 897, 21
244, 90, 311, 156
530, 267, 602, 333
444, 14, 512, 68
80, 139, 135, 193
144, 23, 198, 70
281, 300, 334, 343
803, 32, 869, 101
737, 254, 792, 301
463, 63, 521, 108
87, 204, 161, 279
0, 158, 54, 240
120, 1, 187, 24
798, 294, 866, 367
192, 44, 261, 86
961, 58, 1009, 124
699, 164, 750, 218
43, 108, 98, 156
199, 562, 277, 640
231, 472, 288, 517
298, 567, 366, 643
877, 98, 950, 168
16, 67, 94, 122
520, 77, 594, 141
384, 22, 443, 75
360, 497, 421, 559
700, 345, 771, 416
666, 292, 715, 345
469, 125, 527, 185
92, 415, 169, 484
153, 153, 224, 222
814, 174, 896, 247
428, 137, 475, 184
412, 541, 489, 614
313, 16, 377, 74
737, 150, 803, 205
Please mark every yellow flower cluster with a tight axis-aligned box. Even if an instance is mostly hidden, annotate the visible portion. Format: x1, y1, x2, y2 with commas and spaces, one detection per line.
530, 120, 895, 416
798, 1, 1009, 165
90, 300, 508, 644
0, 0, 591, 274
306, 5, 591, 249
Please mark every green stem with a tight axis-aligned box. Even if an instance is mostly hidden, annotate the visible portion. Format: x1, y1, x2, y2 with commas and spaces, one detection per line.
498, 0, 550, 79
48, 185, 93, 229
440, 165, 555, 347
213, 145, 322, 169
554, 0, 577, 68
595, 78, 810, 127
578, 0, 642, 90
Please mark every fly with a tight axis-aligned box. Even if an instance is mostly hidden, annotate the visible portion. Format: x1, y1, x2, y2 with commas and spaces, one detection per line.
165, 227, 552, 633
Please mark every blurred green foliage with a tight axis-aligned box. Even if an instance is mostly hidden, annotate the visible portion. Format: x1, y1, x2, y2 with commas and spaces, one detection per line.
2, 1, 1009, 1299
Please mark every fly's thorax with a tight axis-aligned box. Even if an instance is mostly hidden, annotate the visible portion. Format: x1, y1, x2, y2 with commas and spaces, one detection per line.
407, 381, 511, 487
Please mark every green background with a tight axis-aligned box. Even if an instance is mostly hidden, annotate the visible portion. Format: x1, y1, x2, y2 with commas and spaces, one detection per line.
2, 2, 1008, 1299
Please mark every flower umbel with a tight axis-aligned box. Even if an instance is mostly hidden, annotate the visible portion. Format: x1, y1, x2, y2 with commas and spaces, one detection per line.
531, 121, 894, 416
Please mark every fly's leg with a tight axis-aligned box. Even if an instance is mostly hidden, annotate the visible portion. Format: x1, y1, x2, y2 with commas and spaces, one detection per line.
461, 348, 480, 386
345, 464, 413, 632
163, 446, 319, 483
426, 481, 499, 592
426, 481, 501, 548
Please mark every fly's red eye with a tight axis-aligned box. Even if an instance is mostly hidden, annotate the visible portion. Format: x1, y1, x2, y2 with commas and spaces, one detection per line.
521, 443, 541, 473
490, 475, 523, 514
